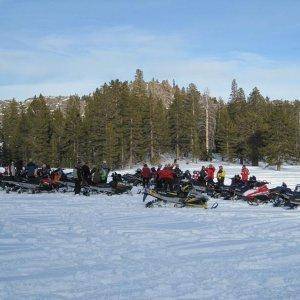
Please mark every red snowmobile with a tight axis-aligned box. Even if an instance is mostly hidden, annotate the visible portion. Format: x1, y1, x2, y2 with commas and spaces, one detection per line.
242, 182, 271, 205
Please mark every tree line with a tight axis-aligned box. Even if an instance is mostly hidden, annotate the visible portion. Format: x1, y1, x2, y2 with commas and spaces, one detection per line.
1, 70, 299, 170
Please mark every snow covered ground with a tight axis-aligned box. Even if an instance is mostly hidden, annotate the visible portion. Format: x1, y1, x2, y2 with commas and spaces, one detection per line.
0, 164, 299, 299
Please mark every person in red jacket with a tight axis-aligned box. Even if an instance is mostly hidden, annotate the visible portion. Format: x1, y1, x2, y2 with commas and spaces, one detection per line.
241, 165, 250, 183
141, 164, 151, 188
205, 164, 215, 185
158, 165, 175, 191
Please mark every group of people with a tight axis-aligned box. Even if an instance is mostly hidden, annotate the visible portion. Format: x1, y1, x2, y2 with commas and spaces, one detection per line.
3, 160, 64, 188
4, 160, 52, 179
140, 161, 251, 190
3, 159, 112, 195
2, 158, 252, 194
73, 161, 110, 194
140, 161, 183, 191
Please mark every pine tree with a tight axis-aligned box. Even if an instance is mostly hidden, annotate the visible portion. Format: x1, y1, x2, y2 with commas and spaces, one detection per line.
185, 84, 202, 160
50, 109, 65, 166
169, 86, 187, 158
264, 101, 298, 170
26, 95, 52, 164
147, 91, 170, 163
83, 90, 107, 165
61, 95, 83, 167
103, 80, 125, 168
244, 87, 268, 166
1, 100, 22, 162
115, 81, 132, 168
215, 102, 237, 161
229, 79, 238, 102
228, 86, 247, 164
129, 69, 149, 164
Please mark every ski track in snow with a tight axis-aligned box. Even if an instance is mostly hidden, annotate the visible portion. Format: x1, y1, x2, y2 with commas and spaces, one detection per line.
0, 164, 299, 299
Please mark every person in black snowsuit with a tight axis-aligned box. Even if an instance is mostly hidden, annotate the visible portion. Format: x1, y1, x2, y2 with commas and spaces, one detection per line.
199, 166, 207, 186
26, 161, 38, 179
81, 162, 91, 185
74, 162, 83, 194
173, 164, 183, 189
231, 175, 243, 188
15, 160, 24, 177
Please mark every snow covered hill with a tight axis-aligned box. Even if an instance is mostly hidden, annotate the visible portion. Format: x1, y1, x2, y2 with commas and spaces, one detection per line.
0, 164, 299, 299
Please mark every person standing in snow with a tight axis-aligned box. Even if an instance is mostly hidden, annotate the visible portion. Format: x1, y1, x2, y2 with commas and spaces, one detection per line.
7, 161, 16, 178
199, 166, 207, 186
74, 162, 83, 194
217, 165, 226, 186
159, 165, 175, 191
141, 163, 151, 188
81, 162, 92, 185
150, 167, 157, 185
155, 164, 163, 189
241, 165, 250, 183
205, 164, 215, 185
99, 160, 110, 183
15, 160, 24, 177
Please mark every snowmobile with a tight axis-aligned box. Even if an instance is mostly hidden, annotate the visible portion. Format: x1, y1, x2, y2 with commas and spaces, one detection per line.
290, 184, 300, 207
243, 181, 271, 205
121, 169, 143, 186
86, 180, 132, 196
0, 176, 64, 194
143, 188, 218, 209
60, 172, 132, 196
272, 184, 300, 209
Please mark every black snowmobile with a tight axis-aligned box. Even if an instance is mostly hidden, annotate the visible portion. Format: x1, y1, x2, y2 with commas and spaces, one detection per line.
272, 184, 300, 209
61, 172, 132, 196
121, 169, 143, 186
143, 187, 218, 209
0, 176, 62, 194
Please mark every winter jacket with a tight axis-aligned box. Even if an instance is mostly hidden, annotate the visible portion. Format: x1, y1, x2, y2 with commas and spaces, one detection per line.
15, 160, 23, 173
158, 168, 174, 181
217, 169, 226, 180
241, 168, 250, 182
100, 163, 110, 174
100, 169, 108, 181
141, 166, 151, 179
81, 164, 91, 181
206, 166, 215, 180
26, 162, 38, 177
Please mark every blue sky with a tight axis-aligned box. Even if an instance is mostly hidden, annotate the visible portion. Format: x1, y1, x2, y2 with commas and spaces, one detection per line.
0, 0, 299, 100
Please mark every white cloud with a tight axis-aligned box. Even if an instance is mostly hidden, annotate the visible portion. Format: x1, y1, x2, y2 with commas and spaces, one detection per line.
0, 27, 299, 100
